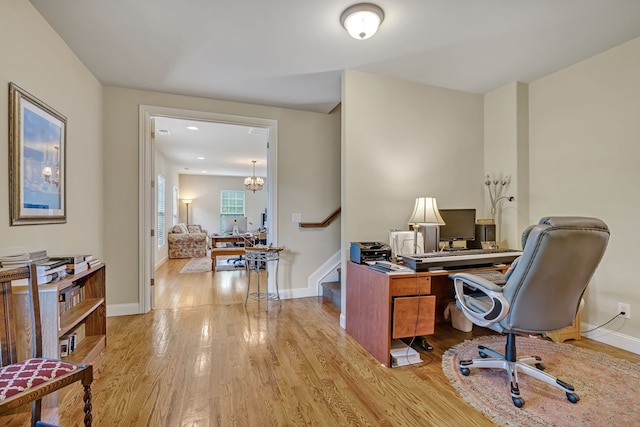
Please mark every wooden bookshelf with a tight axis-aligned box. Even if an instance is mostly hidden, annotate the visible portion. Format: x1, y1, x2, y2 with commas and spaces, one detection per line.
12, 263, 106, 406
13, 263, 107, 365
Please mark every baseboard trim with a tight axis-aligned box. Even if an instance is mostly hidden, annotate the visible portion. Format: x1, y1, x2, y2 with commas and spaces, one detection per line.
107, 303, 140, 317
582, 322, 640, 355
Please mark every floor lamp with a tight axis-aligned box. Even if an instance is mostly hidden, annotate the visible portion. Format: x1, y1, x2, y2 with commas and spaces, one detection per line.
183, 199, 192, 225
408, 197, 445, 253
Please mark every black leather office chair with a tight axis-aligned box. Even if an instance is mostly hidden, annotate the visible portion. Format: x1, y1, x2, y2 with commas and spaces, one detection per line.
450, 217, 610, 408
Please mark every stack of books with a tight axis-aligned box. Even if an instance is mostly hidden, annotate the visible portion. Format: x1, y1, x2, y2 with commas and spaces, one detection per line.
35, 258, 69, 284
0, 250, 48, 268
390, 339, 422, 367
58, 255, 88, 275
84, 255, 101, 269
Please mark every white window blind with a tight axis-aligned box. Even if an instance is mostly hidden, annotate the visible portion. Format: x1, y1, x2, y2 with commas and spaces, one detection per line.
172, 186, 178, 226
157, 175, 166, 248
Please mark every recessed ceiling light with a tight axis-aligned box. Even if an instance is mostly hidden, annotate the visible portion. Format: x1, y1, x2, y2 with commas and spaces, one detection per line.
197, 156, 205, 160
187, 126, 199, 130
201, 170, 208, 173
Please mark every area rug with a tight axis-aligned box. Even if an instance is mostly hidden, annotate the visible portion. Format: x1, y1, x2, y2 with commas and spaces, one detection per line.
442, 335, 640, 426
179, 257, 212, 273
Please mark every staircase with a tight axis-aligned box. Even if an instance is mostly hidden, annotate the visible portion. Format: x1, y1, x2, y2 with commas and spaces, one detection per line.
321, 267, 341, 308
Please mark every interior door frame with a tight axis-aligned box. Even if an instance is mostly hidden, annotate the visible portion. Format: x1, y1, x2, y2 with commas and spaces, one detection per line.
139, 105, 278, 313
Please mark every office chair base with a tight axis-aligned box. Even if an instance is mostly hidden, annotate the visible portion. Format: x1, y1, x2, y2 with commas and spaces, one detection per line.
459, 343, 580, 408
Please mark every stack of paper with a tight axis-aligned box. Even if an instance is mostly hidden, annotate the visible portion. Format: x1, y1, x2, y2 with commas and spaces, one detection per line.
390, 339, 421, 367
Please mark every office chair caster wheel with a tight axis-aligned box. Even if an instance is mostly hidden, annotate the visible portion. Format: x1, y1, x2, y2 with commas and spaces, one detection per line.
512, 397, 525, 408
535, 362, 546, 371
460, 367, 470, 376
566, 392, 580, 403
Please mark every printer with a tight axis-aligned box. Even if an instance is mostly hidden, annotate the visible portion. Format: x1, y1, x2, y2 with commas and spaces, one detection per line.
350, 242, 391, 264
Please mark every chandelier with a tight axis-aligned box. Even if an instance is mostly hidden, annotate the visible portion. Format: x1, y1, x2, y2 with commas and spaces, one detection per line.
42, 146, 60, 187
244, 160, 264, 193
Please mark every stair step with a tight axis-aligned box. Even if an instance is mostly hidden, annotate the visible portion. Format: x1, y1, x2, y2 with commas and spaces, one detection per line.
321, 281, 341, 308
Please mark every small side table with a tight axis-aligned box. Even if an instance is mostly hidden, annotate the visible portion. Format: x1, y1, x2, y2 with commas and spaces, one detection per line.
244, 246, 283, 311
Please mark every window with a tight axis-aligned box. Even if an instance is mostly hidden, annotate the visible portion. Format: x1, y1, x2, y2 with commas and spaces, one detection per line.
220, 191, 245, 216
157, 175, 165, 248
172, 186, 178, 226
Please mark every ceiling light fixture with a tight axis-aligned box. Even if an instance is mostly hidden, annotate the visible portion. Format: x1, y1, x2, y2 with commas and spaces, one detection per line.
341, 3, 384, 40
244, 160, 264, 193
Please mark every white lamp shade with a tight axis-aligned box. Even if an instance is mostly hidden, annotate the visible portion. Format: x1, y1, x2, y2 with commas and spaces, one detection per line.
341, 4, 384, 40
408, 197, 445, 225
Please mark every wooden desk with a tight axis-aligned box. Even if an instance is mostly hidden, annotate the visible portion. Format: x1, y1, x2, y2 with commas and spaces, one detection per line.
346, 261, 510, 367
209, 234, 245, 247
209, 232, 267, 248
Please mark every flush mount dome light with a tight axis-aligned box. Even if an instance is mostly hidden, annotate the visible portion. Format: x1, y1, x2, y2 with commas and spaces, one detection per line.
341, 3, 385, 40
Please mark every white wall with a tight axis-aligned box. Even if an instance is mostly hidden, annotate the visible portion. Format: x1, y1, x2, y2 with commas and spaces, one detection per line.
0, 1, 103, 262
104, 87, 341, 306
178, 174, 268, 234
342, 70, 485, 320
529, 37, 640, 347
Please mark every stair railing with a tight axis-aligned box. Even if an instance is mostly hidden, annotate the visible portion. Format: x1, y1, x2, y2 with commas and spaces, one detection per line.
299, 207, 341, 228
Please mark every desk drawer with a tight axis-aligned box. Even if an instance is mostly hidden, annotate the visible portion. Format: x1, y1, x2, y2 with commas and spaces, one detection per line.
390, 276, 431, 296
392, 295, 436, 338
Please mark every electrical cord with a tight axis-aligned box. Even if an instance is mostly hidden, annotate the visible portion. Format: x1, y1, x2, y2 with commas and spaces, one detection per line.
580, 312, 625, 333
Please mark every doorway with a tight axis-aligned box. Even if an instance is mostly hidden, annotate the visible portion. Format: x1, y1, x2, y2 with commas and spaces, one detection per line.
139, 105, 278, 312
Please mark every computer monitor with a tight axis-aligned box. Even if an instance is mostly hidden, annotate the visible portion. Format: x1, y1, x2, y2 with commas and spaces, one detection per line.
438, 209, 476, 250
220, 215, 247, 235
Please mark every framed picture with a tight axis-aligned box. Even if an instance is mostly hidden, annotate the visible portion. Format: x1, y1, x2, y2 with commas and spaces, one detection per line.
9, 83, 67, 225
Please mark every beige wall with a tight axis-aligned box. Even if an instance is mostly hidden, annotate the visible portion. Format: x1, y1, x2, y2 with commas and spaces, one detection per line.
341, 70, 485, 319
178, 174, 268, 234
483, 82, 529, 248
529, 37, 640, 347
0, 1, 103, 262
104, 87, 341, 306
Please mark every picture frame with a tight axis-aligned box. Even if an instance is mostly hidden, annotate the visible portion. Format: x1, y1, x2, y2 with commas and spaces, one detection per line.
9, 83, 67, 225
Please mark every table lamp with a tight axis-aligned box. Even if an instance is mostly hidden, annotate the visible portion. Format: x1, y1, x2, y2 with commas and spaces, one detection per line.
408, 197, 445, 253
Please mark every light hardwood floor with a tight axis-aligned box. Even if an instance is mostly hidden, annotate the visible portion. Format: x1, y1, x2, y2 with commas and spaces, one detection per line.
3, 258, 639, 426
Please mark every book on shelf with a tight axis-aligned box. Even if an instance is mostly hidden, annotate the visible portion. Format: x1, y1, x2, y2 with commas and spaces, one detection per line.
66, 261, 88, 275
59, 336, 70, 357
58, 284, 85, 314
59, 324, 86, 356
36, 258, 69, 271
52, 255, 85, 264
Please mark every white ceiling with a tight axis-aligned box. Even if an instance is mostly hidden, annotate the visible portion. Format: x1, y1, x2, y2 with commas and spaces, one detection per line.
29, 0, 640, 175
153, 117, 268, 177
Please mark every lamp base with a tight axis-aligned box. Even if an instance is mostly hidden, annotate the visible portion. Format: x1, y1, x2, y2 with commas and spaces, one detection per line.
418, 225, 440, 253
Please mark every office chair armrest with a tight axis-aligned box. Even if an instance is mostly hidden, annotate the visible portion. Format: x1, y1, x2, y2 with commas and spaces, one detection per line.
451, 273, 510, 328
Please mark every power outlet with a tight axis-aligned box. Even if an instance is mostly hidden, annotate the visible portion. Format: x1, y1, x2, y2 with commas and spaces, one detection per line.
618, 302, 631, 319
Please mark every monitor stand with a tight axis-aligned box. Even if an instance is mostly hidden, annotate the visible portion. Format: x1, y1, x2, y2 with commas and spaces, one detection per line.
442, 241, 467, 251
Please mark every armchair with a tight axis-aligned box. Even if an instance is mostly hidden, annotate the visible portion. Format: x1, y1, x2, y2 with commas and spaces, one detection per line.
168, 224, 208, 259
450, 217, 609, 408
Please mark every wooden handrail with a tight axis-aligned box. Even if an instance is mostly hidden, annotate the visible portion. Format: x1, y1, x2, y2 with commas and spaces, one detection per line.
299, 207, 341, 228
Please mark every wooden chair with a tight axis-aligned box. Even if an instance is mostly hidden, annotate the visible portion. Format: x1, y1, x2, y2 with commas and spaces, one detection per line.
0, 264, 93, 426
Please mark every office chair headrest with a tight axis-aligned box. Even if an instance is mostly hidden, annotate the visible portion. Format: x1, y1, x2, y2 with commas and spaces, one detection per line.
521, 216, 609, 248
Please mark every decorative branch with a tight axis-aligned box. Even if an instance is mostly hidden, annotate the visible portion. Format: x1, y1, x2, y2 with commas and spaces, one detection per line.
484, 174, 513, 221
